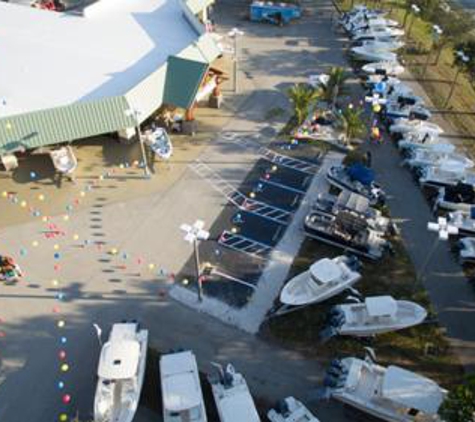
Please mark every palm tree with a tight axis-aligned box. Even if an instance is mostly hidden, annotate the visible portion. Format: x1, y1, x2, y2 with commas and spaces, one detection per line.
322, 66, 349, 108
339, 106, 366, 145
286, 83, 322, 126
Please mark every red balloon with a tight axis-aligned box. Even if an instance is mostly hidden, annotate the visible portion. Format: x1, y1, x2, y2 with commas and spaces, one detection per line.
59, 350, 67, 360
62, 394, 71, 404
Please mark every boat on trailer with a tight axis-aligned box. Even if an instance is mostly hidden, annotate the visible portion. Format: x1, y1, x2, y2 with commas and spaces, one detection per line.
447, 210, 475, 236
209, 363, 260, 422
94, 322, 148, 422
418, 164, 475, 189
324, 353, 446, 422
326, 164, 385, 206
160, 350, 207, 422
361, 61, 405, 76
313, 190, 393, 235
304, 211, 389, 260
280, 255, 362, 306
322, 295, 427, 338
267, 397, 320, 422
144, 127, 173, 160
434, 183, 475, 212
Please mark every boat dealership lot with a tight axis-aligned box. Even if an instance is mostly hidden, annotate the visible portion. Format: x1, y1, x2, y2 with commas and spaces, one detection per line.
1, 0, 475, 421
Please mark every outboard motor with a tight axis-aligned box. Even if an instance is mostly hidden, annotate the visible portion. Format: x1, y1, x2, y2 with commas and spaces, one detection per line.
275, 398, 291, 417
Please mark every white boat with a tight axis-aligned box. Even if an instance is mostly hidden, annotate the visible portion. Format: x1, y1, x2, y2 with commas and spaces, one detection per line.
398, 136, 452, 152
355, 39, 404, 51
313, 190, 393, 235
404, 149, 473, 171
458, 237, 475, 262
389, 119, 443, 136
50, 146, 78, 175
324, 295, 427, 337
144, 127, 173, 160
209, 364, 260, 422
160, 350, 207, 422
386, 103, 432, 121
308, 73, 330, 88
94, 322, 148, 422
325, 356, 446, 422
279, 255, 361, 306
362, 61, 405, 76
326, 164, 386, 206
351, 46, 397, 62
267, 397, 320, 422
352, 26, 404, 41
435, 183, 475, 212
419, 164, 475, 189
447, 210, 475, 235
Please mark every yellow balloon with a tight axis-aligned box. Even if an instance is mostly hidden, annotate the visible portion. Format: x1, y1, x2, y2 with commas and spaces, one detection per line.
2, 191, 8, 198
57, 320, 65, 328
63, 215, 70, 221
60, 363, 69, 372
20, 201, 27, 208
38, 194, 45, 201
80, 191, 86, 197
373, 104, 382, 113
73, 234, 79, 241
32, 241, 39, 247
52, 279, 59, 287
53, 244, 60, 250
148, 263, 155, 270
59, 414, 68, 422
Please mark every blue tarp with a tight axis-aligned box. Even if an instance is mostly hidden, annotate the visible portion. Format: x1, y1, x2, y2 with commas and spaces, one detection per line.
347, 163, 375, 186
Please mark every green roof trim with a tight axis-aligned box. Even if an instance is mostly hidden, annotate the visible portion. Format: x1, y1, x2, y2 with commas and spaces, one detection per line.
163, 56, 208, 109
0, 96, 135, 155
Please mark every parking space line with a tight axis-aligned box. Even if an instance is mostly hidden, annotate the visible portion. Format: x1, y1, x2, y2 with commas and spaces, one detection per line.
211, 268, 257, 290
259, 178, 306, 195
189, 160, 293, 225
230, 136, 320, 174
218, 230, 273, 259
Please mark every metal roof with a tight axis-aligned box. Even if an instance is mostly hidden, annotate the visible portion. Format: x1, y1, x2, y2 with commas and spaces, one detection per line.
0, 0, 220, 155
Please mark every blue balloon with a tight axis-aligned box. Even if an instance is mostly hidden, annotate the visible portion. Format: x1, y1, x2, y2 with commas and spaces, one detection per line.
60, 336, 67, 344
375, 82, 387, 93
30, 171, 37, 179
54, 253, 60, 260
58, 381, 65, 389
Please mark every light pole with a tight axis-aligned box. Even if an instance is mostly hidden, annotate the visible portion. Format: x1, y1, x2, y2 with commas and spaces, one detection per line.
422, 25, 443, 77
228, 28, 244, 94
125, 108, 150, 178
444, 50, 470, 108
180, 220, 210, 302
418, 217, 459, 283
407, 4, 420, 40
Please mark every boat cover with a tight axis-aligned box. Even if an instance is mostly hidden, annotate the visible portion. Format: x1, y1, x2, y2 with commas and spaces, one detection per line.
382, 366, 445, 414
365, 296, 397, 318
444, 183, 475, 204
347, 163, 374, 186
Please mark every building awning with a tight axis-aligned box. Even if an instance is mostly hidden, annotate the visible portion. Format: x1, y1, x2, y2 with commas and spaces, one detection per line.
163, 57, 208, 109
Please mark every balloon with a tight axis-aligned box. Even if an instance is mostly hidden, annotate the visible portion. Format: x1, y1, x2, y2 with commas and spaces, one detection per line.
30, 171, 37, 179
1, 191, 7, 198
20, 248, 27, 256
58, 381, 65, 389
54, 253, 60, 260
60, 336, 67, 344
52, 279, 59, 287
373, 104, 382, 113
63, 215, 70, 221
59, 350, 66, 360
62, 394, 71, 404
32, 241, 39, 247
59, 413, 68, 422
148, 263, 155, 270
182, 278, 189, 285
73, 234, 79, 241
80, 191, 86, 197
57, 320, 65, 328
60, 363, 69, 372
38, 194, 45, 201
20, 201, 27, 208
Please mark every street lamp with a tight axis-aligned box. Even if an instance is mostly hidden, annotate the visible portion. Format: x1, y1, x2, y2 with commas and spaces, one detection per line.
444, 50, 470, 107
422, 25, 443, 77
125, 108, 150, 178
418, 217, 459, 283
407, 4, 420, 40
228, 27, 244, 94
180, 219, 210, 302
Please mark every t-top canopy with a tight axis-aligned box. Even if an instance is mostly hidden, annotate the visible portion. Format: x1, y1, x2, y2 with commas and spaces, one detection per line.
98, 340, 140, 380
382, 366, 445, 414
365, 296, 397, 318
310, 258, 343, 284
347, 163, 375, 186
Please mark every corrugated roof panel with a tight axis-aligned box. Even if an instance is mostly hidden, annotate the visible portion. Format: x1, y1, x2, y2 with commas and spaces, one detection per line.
163, 56, 207, 109
0, 96, 135, 155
